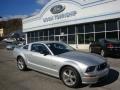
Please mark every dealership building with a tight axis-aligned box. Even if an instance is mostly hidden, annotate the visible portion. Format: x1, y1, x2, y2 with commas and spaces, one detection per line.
23, 0, 120, 50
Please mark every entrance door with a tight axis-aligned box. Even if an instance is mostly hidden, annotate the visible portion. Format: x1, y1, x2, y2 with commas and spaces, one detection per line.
54, 35, 67, 44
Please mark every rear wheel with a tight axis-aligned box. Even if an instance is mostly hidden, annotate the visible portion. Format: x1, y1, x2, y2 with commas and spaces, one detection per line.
17, 57, 27, 71
61, 66, 81, 88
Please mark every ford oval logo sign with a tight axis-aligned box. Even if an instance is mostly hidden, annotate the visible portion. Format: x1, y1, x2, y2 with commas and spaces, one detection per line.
50, 5, 65, 14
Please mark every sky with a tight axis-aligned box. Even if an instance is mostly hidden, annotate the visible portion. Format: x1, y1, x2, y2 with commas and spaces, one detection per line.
0, 0, 51, 21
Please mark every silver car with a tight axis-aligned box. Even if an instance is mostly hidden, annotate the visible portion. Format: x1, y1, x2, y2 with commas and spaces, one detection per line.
13, 41, 109, 88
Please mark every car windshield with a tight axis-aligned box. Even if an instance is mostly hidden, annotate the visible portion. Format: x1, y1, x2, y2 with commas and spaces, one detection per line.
46, 42, 74, 55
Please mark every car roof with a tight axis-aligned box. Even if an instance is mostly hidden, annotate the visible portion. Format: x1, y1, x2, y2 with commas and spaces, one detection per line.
99, 38, 120, 43
29, 41, 63, 45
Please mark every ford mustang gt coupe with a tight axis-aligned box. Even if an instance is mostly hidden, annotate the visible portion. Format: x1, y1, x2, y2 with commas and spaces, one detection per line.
13, 41, 109, 88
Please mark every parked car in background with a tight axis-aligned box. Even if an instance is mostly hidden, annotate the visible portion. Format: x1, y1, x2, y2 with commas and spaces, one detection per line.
6, 44, 16, 50
6, 40, 25, 50
89, 39, 120, 57
13, 41, 109, 88
2, 38, 16, 43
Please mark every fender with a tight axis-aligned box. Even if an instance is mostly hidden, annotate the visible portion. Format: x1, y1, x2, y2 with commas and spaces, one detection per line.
59, 60, 84, 79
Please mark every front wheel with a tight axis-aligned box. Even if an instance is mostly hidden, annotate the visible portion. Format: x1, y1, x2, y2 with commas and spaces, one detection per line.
61, 66, 81, 88
17, 57, 27, 71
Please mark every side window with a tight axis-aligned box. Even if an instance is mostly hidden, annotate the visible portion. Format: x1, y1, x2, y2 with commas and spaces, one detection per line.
31, 44, 50, 54
23, 45, 28, 50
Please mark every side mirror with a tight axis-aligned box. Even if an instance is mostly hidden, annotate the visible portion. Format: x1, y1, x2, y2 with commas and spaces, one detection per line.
42, 50, 50, 56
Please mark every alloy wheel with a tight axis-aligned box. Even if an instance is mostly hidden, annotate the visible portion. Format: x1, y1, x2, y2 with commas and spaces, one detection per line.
17, 57, 27, 71
17, 58, 24, 70
62, 69, 77, 86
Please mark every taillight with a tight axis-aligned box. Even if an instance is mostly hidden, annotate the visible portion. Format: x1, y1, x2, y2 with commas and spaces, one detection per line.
107, 43, 113, 48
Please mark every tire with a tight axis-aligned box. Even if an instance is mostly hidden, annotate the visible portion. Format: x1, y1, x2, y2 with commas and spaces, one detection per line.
61, 66, 81, 88
17, 57, 27, 71
100, 50, 107, 57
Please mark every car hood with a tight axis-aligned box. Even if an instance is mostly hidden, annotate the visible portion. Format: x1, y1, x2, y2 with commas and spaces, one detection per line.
58, 51, 106, 66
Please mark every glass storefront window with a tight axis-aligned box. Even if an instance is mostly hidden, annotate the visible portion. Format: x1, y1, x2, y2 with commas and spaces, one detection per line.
68, 25, 75, 34
119, 20, 120, 30
78, 34, 84, 44
61, 27, 67, 34
68, 35, 75, 44
60, 36, 67, 43
35, 31, 38, 37
31, 38, 34, 42
95, 32, 105, 42
27, 32, 31, 38
119, 31, 120, 40
85, 23, 94, 33
39, 37, 43, 41
55, 28, 60, 35
26, 19, 120, 44
76, 24, 84, 33
106, 20, 117, 31
49, 29, 54, 36
31, 32, 35, 38
85, 33, 94, 44
39, 31, 43, 36
44, 37, 48, 41
35, 38, 39, 42
95, 22, 105, 32
44, 30, 48, 36
55, 36, 59, 41
106, 31, 118, 40
27, 38, 31, 43
49, 36, 54, 41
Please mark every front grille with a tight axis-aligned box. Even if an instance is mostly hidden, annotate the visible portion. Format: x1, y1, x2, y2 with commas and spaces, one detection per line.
97, 62, 107, 71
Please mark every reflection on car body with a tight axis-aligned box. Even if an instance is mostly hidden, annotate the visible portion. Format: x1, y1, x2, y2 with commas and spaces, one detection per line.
13, 41, 109, 88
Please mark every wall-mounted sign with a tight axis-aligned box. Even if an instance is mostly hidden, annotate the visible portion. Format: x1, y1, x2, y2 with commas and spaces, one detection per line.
43, 11, 77, 23
50, 5, 65, 14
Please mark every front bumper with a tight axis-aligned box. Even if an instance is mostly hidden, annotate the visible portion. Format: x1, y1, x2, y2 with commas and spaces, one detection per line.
81, 66, 109, 84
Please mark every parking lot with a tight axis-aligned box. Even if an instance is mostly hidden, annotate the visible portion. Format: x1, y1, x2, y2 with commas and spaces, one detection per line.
0, 44, 120, 90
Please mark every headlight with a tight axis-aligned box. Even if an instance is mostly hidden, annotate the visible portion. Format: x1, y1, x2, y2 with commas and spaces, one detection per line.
86, 66, 96, 73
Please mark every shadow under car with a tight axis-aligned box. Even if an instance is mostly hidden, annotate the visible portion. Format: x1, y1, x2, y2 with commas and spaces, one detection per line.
89, 69, 119, 88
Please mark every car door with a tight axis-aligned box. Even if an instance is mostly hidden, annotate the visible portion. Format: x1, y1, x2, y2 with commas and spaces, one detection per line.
29, 43, 52, 72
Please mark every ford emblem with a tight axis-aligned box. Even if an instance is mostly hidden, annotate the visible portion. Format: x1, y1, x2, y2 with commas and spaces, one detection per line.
50, 5, 65, 14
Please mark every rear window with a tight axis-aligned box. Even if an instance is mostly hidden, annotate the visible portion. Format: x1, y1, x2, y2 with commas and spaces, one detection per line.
106, 39, 120, 43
